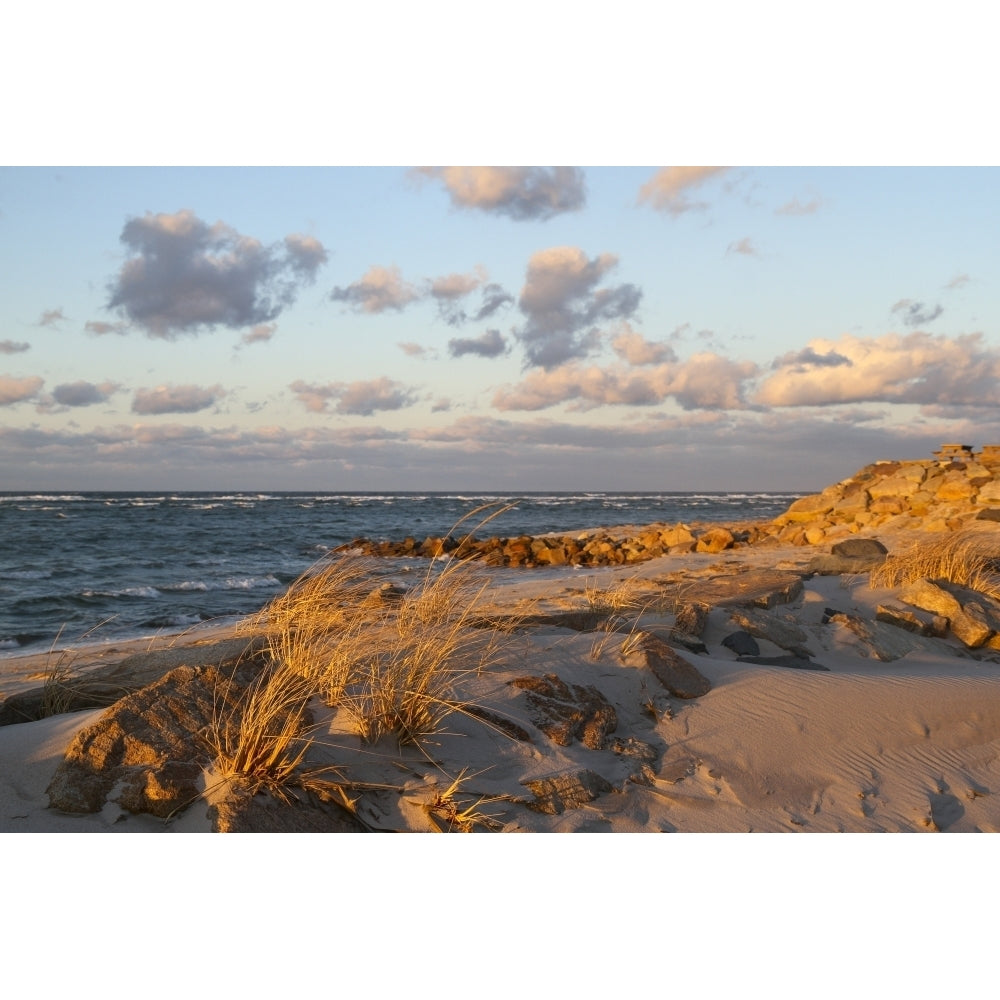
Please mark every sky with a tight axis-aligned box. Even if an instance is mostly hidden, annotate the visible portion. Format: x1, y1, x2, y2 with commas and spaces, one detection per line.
2, 7, 997, 493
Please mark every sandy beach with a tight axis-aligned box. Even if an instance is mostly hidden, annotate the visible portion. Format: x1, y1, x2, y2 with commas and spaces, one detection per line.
5, 522, 1000, 835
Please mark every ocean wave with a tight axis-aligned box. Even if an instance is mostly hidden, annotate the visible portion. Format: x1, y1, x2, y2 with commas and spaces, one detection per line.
161, 575, 282, 593
81, 585, 161, 599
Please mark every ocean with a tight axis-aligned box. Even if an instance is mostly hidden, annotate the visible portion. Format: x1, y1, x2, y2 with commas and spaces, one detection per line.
0, 490, 803, 655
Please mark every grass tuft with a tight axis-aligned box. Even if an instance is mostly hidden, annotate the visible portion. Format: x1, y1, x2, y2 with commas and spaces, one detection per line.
869, 528, 1000, 599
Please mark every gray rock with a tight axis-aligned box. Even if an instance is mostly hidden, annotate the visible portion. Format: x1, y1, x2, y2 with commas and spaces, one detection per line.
831, 538, 889, 559
727, 608, 812, 658
722, 631, 760, 656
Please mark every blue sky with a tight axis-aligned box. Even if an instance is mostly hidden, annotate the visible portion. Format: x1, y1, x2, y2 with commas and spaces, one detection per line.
2, 9, 997, 492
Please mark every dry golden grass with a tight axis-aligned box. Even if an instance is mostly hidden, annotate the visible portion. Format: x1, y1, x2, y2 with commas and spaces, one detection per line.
423, 768, 504, 832
245, 503, 517, 748
205, 662, 317, 802
870, 528, 1000, 599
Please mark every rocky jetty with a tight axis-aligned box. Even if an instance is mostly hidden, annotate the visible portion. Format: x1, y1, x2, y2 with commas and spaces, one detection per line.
338, 445, 1000, 568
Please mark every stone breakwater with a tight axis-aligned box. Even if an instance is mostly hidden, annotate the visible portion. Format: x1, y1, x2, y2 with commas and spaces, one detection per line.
338, 451, 1000, 569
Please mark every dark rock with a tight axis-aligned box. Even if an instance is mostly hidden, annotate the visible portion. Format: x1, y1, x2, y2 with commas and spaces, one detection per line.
521, 769, 614, 814
722, 631, 760, 656
619, 632, 712, 698
975, 508, 1000, 522
508, 673, 618, 749
672, 601, 709, 638
831, 538, 888, 559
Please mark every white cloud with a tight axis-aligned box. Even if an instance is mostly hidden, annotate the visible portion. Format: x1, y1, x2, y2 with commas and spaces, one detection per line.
289, 377, 417, 416
416, 166, 586, 221
132, 383, 226, 414
637, 166, 729, 215
330, 264, 420, 313
756, 332, 1000, 407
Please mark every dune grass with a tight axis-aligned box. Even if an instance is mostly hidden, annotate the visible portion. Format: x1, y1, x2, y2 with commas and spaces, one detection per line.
869, 528, 1000, 599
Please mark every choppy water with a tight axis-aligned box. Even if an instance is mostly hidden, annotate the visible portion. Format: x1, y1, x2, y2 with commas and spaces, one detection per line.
0, 490, 802, 654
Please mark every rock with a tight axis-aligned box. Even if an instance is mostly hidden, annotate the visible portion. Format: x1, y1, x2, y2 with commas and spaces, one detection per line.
521, 769, 614, 815
807, 553, 880, 576
508, 674, 618, 749
0, 636, 268, 728
696, 527, 735, 553
727, 608, 812, 658
899, 579, 994, 648
47, 660, 268, 816
826, 612, 921, 661
722, 631, 760, 656
672, 601, 709, 639
608, 737, 661, 786
876, 602, 949, 637
619, 632, 712, 698
975, 508, 1000, 522
207, 778, 367, 832
831, 538, 888, 559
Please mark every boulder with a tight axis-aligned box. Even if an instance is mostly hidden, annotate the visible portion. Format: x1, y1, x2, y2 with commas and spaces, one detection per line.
696, 527, 735, 553
619, 632, 712, 698
898, 579, 994, 648
876, 601, 949, 637
46, 660, 267, 817
508, 673, 618, 749
728, 608, 811, 658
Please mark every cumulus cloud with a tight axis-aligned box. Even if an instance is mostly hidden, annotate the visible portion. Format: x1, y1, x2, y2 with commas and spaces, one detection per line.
610, 326, 675, 366
0, 374, 43, 405
429, 267, 514, 327
289, 377, 417, 416
429, 268, 487, 302
775, 196, 823, 216
239, 322, 277, 347
330, 265, 420, 313
105, 210, 327, 338
0, 339, 30, 354
416, 166, 586, 221
51, 380, 120, 407
85, 320, 129, 336
890, 299, 943, 327
515, 246, 642, 369
38, 308, 67, 327
756, 332, 1000, 408
448, 328, 508, 359
493, 352, 756, 412
132, 383, 226, 414
637, 167, 729, 216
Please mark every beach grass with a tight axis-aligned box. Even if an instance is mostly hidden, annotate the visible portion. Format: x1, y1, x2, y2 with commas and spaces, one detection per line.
870, 528, 1000, 598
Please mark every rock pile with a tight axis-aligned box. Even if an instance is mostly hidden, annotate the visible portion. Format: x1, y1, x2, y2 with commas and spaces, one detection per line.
337, 448, 1000, 568
769, 449, 1000, 545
